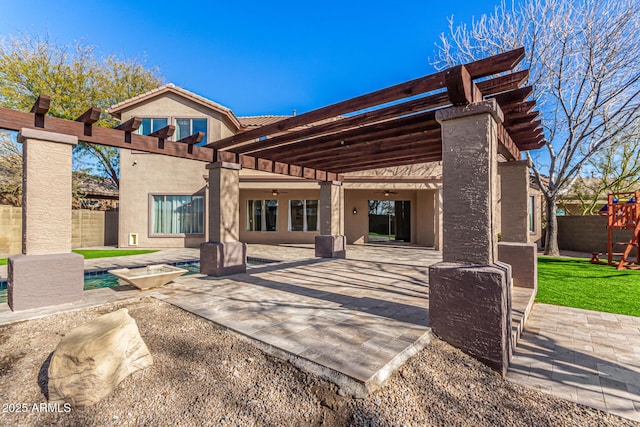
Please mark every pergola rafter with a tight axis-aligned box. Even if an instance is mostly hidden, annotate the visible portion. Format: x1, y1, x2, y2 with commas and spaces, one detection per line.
0, 47, 545, 181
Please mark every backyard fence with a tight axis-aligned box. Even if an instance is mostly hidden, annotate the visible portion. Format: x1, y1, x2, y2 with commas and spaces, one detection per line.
557, 215, 637, 255
0, 205, 118, 256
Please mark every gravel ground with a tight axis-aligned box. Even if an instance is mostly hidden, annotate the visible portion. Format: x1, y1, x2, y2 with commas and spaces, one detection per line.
0, 298, 637, 427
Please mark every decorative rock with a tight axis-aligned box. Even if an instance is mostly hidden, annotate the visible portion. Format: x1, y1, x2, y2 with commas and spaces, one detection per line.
47, 308, 153, 407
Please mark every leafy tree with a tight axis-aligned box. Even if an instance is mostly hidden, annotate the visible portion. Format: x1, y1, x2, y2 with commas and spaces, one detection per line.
572, 135, 640, 214
0, 130, 22, 205
432, 0, 640, 255
0, 34, 163, 188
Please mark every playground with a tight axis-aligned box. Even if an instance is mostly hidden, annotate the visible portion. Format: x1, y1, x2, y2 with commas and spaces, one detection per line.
592, 191, 640, 269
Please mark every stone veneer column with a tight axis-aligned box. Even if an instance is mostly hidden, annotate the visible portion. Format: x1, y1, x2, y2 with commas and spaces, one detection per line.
315, 181, 346, 258
434, 188, 443, 251
200, 162, 247, 276
428, 100, 512, 376
8, 129, 84, 311
498, 160, 538, 289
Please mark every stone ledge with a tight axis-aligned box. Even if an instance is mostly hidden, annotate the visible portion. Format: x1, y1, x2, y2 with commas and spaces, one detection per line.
435, 99, 504, 125
18, 128, 79, 145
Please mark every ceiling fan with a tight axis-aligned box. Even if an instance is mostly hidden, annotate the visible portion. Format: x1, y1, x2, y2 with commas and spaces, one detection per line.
268, 189, 289, 196
373, 190, 398, 197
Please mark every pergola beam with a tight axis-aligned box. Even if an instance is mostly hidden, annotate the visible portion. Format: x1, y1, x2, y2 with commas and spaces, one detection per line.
476, 70, 529, 94
208, 48, 525, 149
232, 91, 449, 154
279, 131, 441, 165
252, 111, 439, 160
0, 48, 546, 180
306, 143, 442, 170
75, 107, 101, 136
31, 94, 50, 128
115, 116, 142, 132
332, 153, 443, 173
179, 131, 205, 154
229, 68, 530, 155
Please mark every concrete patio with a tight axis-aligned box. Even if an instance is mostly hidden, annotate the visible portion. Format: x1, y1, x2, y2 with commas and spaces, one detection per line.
1, 244, 638, 419
508, 303, 640, 422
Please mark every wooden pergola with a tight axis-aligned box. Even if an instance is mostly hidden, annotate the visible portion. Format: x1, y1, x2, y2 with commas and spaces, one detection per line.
0, 48, 543, 178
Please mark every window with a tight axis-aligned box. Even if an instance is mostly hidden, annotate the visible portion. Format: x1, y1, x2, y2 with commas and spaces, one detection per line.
176, 118, 208, 145
152, 195, 204, 235
528, 195, 536, 233
247, 200, 278, 231
288, 200, 318, 232
138, 118, 168, 135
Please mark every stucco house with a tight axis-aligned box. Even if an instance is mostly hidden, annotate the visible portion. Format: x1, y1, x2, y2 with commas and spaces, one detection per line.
107, 84, 542, 249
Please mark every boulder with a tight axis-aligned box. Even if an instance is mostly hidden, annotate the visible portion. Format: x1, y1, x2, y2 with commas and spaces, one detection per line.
47, 308, 153, 407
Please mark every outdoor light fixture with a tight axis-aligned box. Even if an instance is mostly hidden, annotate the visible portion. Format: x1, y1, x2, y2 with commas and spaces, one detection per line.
132, 160, 138, 166
352, 207, 357, 215
271, 189, 279, 196
384, 191, 390, 197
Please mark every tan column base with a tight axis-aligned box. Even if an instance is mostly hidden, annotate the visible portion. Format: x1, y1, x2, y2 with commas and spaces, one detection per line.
200, 241, 247, 276
314, 235, 346, 259
498, 242, 538, 289
428, 262, 512, 376
8, 253, 84, 311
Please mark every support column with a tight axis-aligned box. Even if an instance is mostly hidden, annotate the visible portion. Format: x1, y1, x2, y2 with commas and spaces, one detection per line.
200, 162, 247, 276
315, 181, 346, 258
498, 160, 538, 289
428, 100, 512, 375
434, 188, 443, 251
8, 129, 84, 311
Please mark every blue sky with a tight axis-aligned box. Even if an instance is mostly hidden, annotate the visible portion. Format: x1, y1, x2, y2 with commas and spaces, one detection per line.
0, 0, 514, 116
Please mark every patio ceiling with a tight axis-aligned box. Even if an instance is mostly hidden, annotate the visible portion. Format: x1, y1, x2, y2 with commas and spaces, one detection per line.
0, 48, 545, 181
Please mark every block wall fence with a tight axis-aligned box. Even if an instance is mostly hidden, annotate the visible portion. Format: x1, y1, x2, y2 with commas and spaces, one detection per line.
0, 205, 118, 256
556, 215, 637, 254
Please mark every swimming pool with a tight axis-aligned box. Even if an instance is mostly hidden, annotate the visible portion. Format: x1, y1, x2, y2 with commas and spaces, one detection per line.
0, 258, 275, 304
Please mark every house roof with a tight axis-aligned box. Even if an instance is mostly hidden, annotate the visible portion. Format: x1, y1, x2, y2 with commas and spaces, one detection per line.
238, 115, 292, 128
107, 83, 243, 130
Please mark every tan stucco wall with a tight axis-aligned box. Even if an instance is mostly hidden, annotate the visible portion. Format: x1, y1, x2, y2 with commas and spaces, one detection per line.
239, 187, 438, 246
0, 206, 118, 256
344, 189, 430, 245
113, 93, 446, 249
529, 188, 543, 247
344, 162, 442, 178
118, 92, 237, 143
239, 188, 321, 244
119, 150, 208, 248
116, 93, 238, 248
21, 133, 77, 255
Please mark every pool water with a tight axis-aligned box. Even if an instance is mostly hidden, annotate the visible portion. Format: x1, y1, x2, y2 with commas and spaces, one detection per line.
0, 261, 202, 304
84, 262, 202, 290
0, 258, 275, 304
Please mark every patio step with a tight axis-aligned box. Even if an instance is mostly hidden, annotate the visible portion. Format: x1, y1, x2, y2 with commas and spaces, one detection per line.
510, 286, 537, 355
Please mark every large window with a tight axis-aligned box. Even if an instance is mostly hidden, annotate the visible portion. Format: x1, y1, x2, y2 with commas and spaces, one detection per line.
529, 195, 536, 233
138, 118, 168, 135
176, 118, 208, 145
152, 195, 204, 235
289, 200, 318, 232
247, 200, 278, 231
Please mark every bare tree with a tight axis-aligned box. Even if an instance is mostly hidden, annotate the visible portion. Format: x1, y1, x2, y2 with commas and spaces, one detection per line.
432, 0, 640, 255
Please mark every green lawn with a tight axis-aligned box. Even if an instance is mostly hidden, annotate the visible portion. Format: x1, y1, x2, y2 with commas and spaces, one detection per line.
0, 249, 159, 265
536, 256, 640, 317
368, 232, 396, 238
